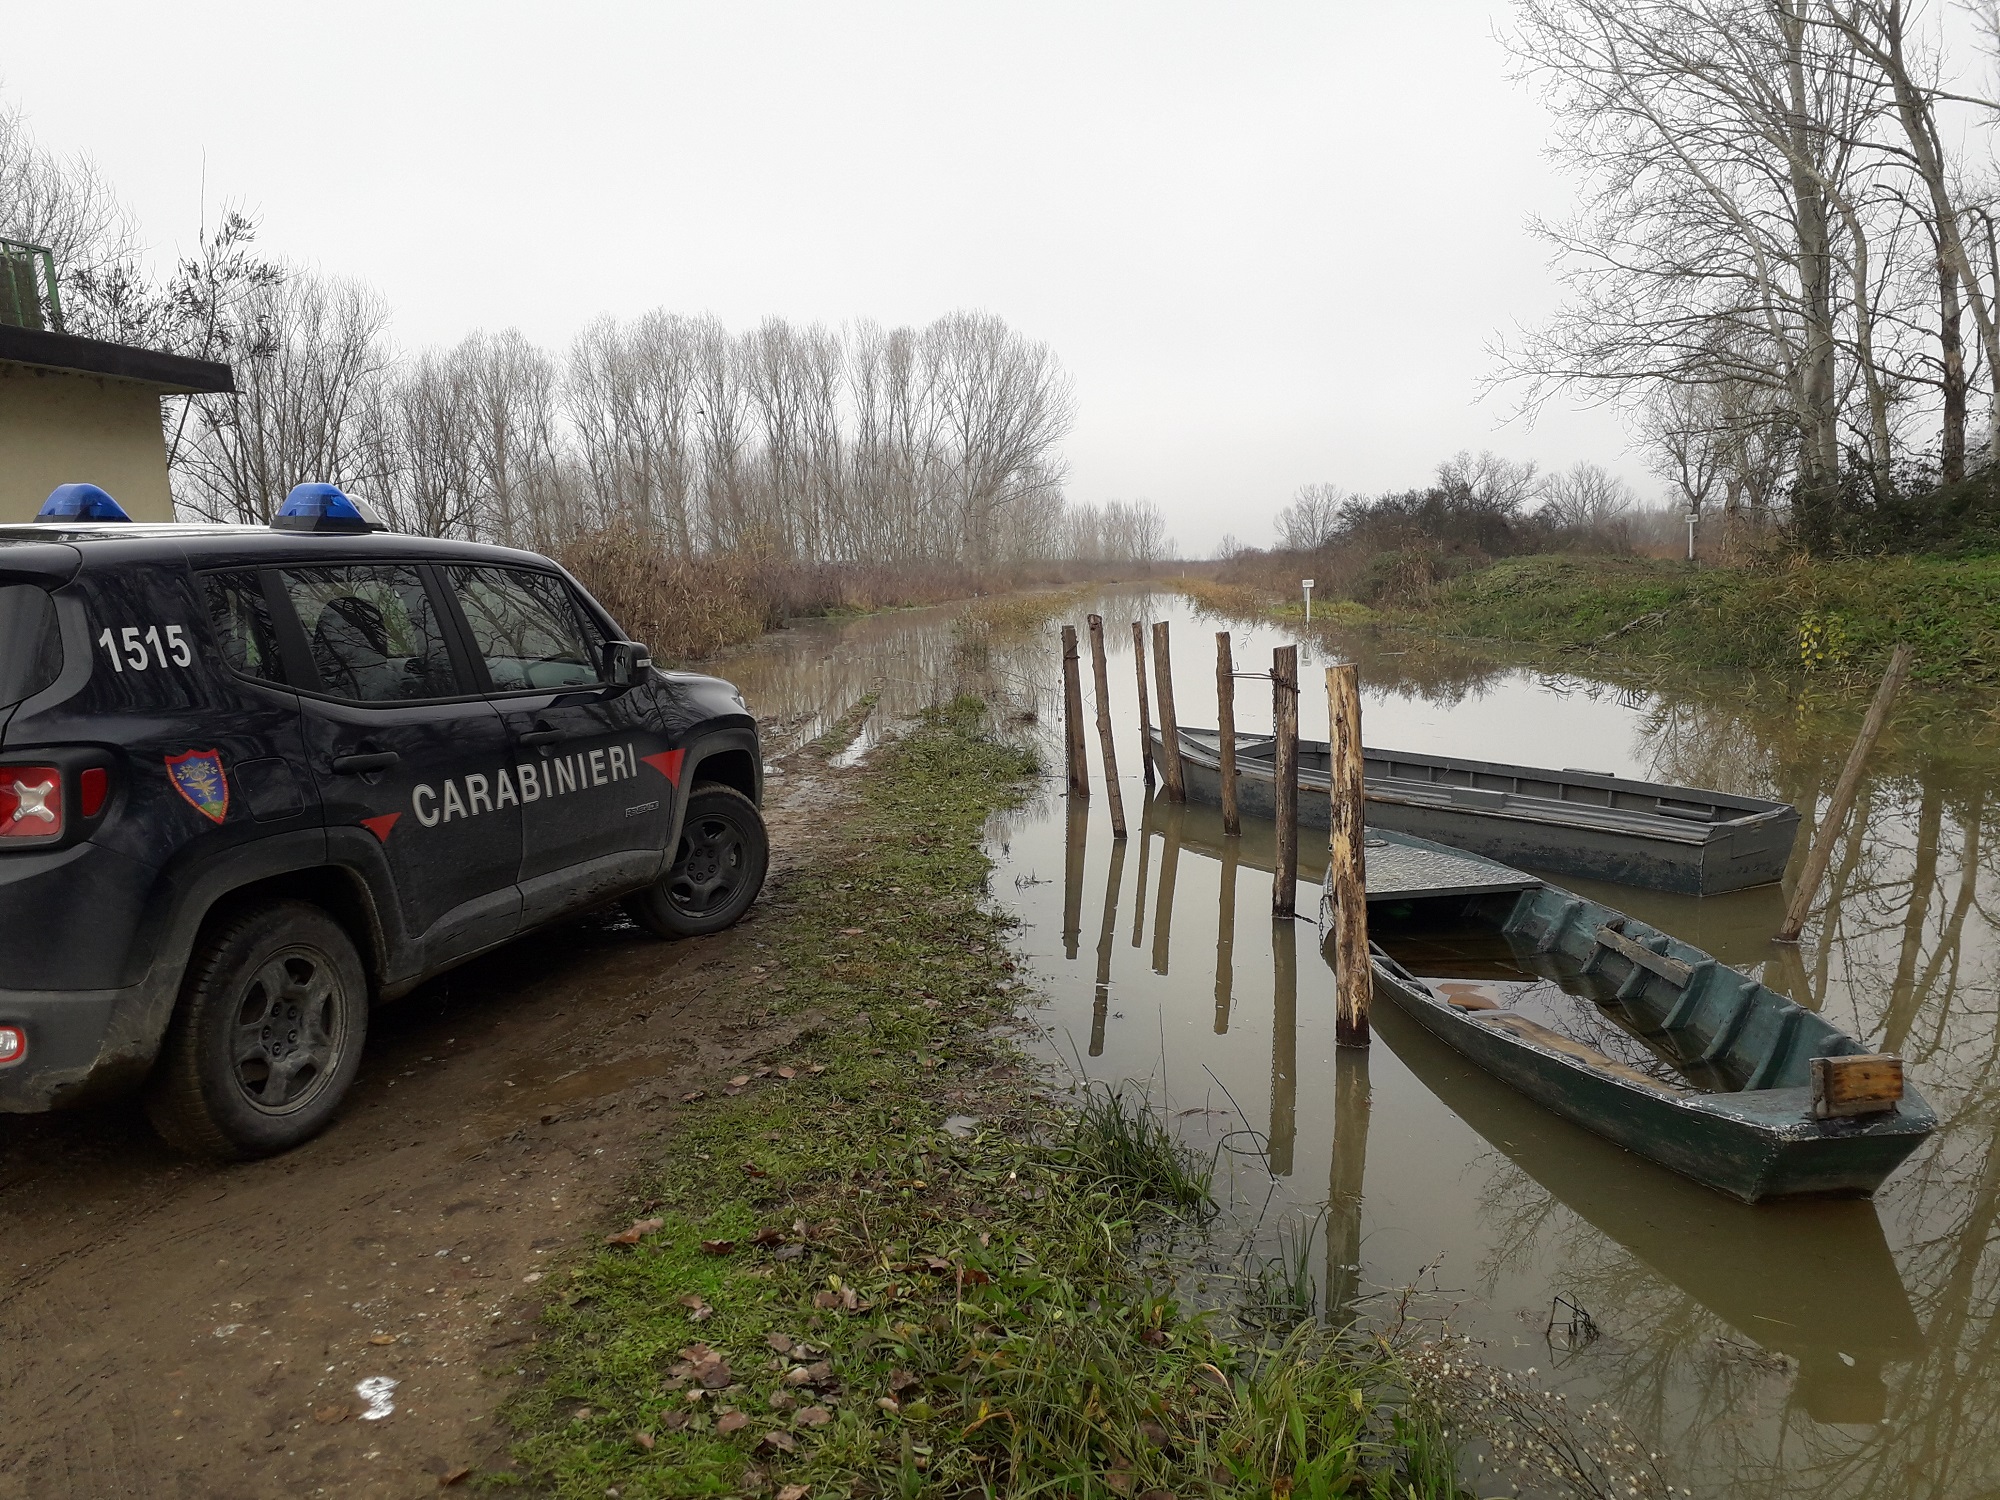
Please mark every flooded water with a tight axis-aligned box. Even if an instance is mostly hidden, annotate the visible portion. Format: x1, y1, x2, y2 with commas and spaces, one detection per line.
709, 586, 1999, 1500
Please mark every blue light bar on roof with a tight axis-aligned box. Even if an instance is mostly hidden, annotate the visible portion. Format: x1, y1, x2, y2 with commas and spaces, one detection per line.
36, 483, 132, 522
271, 483, 389, 534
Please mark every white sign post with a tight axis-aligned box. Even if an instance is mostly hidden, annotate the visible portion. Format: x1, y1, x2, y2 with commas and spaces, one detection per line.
1685, 513, 1698, 563
1302, 578, 1315, 623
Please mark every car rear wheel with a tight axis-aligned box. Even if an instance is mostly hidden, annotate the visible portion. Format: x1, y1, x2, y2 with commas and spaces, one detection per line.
145, 900, 369, 1160
625, 783, 769, 938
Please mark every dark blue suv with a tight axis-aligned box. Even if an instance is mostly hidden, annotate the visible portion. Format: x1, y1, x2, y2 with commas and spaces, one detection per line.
0, 485, 767, 1158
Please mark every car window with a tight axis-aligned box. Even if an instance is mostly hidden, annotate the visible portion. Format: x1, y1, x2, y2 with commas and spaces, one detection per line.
0, 583, 59, 707
446, 566, 605, 693
277, 564, 460, 703
201, 572, 285, 684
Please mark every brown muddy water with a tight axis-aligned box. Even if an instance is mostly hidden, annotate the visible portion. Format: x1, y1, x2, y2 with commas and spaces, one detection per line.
712, 585, 1996, 1500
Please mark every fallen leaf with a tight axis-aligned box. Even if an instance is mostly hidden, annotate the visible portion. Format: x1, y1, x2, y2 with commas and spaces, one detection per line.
696, 1356, 735, 1390
1107, 1474, 1133, 1496
679, 1294, 713, 1322
877, 1397, 900, 1414
839, 928, 865, 936
769, 1390, 799, 1412
729, 1075, 751, 1088
811, 1291, 841, 1310
439, 1467, 472, 1487
775, 1066, 797, 1080
807, 1063, 827, 1074
681, 1089, 707, 1103
717, 1410, 751, 1434
633, 1430, 656, 1451
956, 1267, 991, 1288
607, 1216, 666, 1245
659, 1410, 691, 1432
773, 1244, 806, 1262
777, 1486, 810, 1500
314, 1405, 350, 1424
795, 1405, 833, 1428
368, 1335, 397, 1346
765, 1332, 794, 1353
741, 1162, 769, 1178
700, 1239, 738, 1256
805, 1361, 833, 1384
750, 1225, 786, 1246
888, 1369, 920, 1393
758, 1431, 799, 1454
1138, 1491, 1176, 1500
781, 1366, 816, 1387
755, 1066, 773, 1077
677, 1342, 714, 1362
1139, 1419, 1171, 1448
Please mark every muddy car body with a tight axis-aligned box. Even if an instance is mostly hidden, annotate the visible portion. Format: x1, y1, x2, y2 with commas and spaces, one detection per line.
0, 490, 765, 1155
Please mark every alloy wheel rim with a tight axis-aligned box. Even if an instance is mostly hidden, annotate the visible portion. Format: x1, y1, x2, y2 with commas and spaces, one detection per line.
669, 814, 746, 916
230, 948, 344, 1115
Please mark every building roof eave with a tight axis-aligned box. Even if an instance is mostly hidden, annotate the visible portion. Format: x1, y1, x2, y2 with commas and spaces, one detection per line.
0, 324, 235, 394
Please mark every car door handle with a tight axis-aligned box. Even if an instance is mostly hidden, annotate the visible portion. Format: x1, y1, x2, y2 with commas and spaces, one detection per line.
332, 751, 402, 774
517, 728, 565, 747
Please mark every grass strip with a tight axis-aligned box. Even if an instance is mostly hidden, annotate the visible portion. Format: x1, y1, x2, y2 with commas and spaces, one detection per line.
496, 697, 1461, 1498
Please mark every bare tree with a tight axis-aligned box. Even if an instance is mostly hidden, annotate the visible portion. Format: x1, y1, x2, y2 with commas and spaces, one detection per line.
1275, 482, 1347, 550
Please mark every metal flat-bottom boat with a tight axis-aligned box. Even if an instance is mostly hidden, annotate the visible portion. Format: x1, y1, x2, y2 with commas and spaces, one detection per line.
1346, 830, 1933, 1203
1157, 726, 1799, 895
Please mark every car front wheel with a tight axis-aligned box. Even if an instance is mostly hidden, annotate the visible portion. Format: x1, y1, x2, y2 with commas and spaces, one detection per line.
625, 783, 769, 938
145, 900, 369, 1160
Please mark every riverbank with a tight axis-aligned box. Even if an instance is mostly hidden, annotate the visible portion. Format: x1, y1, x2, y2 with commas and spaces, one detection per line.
498, 699, 1462, 1499
1188, 551, 2000, 692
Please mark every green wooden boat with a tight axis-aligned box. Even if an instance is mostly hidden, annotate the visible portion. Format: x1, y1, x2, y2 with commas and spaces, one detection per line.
1344, 830, 1934, 1203
1373, 1002, 1922, 1420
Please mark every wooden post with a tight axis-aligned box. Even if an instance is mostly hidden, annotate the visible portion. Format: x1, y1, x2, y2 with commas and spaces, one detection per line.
1327, 664, 1371, 1047
1089, 834, 1126, 1058
1272, 645, 1299, 918
1325, 1047, 1371, 1325
1060, 625, 1088, 797
1269, 916, 1297, 1177
1216, 631, 1240, 837
1213, 830, 1238, 1034
1086, 615, 1127, 838
1132, 620, 1156, 787
1777, 643, 1915, 943
1151, 799, 1181, 976
1151, 621, 1187, 802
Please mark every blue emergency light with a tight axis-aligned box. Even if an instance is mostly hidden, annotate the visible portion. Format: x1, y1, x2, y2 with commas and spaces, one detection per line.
271, 483, 390, 534
36, 483, 132, 522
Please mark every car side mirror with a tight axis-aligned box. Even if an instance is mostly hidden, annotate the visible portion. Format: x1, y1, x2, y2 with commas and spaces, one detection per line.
602, 640, 652, 686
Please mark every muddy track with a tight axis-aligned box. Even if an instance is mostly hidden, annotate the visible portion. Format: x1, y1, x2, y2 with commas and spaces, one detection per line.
0, 764, 845, 1499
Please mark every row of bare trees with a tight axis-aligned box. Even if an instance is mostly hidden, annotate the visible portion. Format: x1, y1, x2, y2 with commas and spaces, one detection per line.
170, 280, 1108, 566
0, 98, 1160, 568
1500, 0, 2000, 547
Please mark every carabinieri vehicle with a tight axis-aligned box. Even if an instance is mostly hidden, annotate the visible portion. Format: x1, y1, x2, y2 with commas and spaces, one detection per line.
0, 482, 767, 1158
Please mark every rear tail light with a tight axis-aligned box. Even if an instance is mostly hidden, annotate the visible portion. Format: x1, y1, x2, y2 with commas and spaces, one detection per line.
0, 767, 62, 842
79, 766, 108, 818
0, 1027, 22, 1065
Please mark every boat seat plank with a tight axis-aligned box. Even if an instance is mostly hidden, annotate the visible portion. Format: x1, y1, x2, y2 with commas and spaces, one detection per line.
1595, 924, 1695, 986
1468, 1011, 1687, 1094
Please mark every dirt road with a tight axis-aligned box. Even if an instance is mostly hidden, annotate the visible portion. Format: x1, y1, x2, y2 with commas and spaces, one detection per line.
0, 766, 841, 1499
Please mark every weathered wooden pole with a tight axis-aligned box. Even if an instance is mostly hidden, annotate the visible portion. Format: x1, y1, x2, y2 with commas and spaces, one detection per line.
1060, 624, 1089, 797
1777, 643, 1915, 943
1272, 645, 1300, 918
1216, 631, 1241, 837
1151, 621, 1187, 803
1132, 620, 1156, 787
1086, 615, 1127, 838
1327, 663, 1371, 1047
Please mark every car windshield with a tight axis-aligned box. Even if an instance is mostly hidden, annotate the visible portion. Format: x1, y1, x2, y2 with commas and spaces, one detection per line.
0, 583, 60, 708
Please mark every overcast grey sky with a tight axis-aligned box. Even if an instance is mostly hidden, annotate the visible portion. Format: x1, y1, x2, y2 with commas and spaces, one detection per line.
9, 1, 1642, 552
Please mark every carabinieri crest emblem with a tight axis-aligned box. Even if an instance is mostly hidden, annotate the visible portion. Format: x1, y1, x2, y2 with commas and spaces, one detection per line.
165, 749, 229, 824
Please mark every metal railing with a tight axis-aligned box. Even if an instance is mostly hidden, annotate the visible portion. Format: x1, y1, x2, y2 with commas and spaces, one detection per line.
0, 240, 62, 333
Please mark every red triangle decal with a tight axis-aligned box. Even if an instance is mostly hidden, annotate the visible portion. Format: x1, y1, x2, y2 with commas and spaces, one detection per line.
361, 813, 401, 843
642, 749, 686, 787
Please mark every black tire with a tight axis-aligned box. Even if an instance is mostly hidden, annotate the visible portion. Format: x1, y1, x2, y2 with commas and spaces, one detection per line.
144, 900, 369, 1160
625, 783, 769, 939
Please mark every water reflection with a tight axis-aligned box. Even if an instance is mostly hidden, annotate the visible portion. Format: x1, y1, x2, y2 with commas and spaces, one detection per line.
711, 587, 2000, 1499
